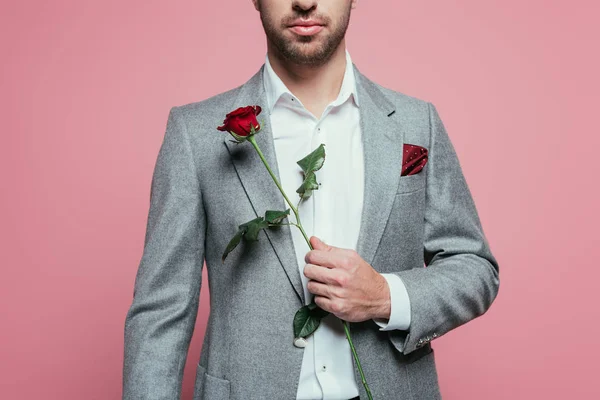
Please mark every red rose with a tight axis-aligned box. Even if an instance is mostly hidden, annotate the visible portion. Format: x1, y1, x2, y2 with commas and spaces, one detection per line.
217, 105, 262, 141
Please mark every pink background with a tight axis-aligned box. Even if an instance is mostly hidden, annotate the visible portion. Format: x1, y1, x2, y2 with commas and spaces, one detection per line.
2, 0, 599, 398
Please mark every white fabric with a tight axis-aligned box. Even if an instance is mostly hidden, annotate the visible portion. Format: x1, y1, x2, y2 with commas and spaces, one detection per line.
263, 49, 411, 400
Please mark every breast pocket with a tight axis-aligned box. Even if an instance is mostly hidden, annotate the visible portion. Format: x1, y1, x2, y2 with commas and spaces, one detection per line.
396, 171, 426, 194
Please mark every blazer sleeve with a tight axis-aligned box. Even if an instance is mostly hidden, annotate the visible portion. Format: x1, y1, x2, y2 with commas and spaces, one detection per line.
123, 106, 206, 399
386, 102, 500, 355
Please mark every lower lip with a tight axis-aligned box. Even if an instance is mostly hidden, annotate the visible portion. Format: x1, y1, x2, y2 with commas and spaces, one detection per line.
289, 25, 324, 36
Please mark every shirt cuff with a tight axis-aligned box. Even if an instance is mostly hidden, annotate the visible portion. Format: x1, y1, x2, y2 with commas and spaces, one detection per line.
373, 273, 411, 331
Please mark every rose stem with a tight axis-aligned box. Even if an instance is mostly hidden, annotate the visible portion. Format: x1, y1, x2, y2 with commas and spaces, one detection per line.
247, 135, 311, 249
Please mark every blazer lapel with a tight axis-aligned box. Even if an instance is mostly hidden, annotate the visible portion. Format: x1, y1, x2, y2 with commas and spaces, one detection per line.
353, 65, 405, 267
222, 63, 405, 305
223, 66, 306, 305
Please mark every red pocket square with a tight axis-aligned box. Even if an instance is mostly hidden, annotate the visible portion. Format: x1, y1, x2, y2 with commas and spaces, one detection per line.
401, 144, 429, 176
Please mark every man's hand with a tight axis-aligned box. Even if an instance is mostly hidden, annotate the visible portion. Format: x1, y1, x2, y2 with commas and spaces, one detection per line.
303, 236, 391, 323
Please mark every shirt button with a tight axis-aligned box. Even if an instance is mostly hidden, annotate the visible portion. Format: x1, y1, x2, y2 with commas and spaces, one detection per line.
293, 337, 307, 348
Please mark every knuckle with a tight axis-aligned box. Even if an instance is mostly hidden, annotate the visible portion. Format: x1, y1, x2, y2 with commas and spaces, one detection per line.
330, 285, 343, 300
334, 273, 348, 287
341, 257, 352, 269
330, 301, 341, 314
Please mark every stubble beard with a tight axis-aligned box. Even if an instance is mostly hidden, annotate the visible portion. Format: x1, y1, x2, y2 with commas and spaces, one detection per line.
258, 3, 352, 66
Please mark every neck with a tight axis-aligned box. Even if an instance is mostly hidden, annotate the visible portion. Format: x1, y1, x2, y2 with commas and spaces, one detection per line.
266, 40, 348, 118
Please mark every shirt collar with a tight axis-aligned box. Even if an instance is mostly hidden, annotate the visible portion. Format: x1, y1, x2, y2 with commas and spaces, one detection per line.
262, 49, 360, 114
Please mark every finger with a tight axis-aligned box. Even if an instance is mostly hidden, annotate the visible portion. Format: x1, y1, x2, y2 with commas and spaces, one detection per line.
314, 295, 333, 313
310, 236, 332, 251
306, 280, 331, 298
305, 246, 350, 269
303, 263, 338, 285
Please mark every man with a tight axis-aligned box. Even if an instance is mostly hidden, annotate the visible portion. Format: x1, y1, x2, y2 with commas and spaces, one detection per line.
122, 0, 500, 399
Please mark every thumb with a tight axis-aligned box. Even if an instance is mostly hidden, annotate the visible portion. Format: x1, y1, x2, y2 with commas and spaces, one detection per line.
311, 236, 331, 251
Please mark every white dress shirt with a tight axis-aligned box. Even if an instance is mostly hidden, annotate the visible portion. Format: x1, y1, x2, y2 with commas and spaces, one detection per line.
263, 49, 412, 400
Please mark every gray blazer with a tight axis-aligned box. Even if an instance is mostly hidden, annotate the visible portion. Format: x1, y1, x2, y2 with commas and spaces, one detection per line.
122, 63, 500, 400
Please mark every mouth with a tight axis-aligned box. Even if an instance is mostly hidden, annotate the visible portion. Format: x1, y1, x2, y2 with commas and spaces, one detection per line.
287, 19, 325, 36
289, 25, 324, 36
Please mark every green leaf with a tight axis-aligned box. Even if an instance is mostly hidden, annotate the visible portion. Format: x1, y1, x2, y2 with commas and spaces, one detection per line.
293, 302, 330, 338
241, 217, 268, 242
296, 171, 319, 199
265, 209, 290, 224
221, 209, 290, 264
295, 144, 326, 199
297, 144, 326, 174
221, 226, 247, 263
221, 216, 267, 263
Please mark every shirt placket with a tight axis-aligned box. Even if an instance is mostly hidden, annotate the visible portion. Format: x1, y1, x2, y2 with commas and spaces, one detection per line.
288, 93, 354, 399
311, 105, 335, 398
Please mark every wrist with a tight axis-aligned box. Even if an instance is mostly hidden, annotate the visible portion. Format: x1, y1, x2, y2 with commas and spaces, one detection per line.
373, 273, 391, 320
